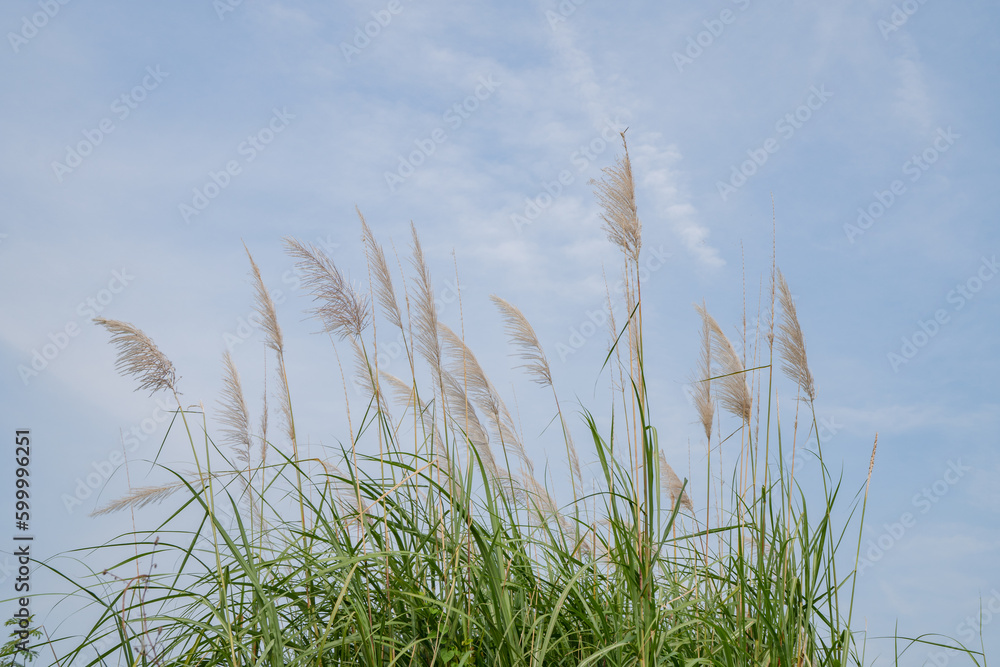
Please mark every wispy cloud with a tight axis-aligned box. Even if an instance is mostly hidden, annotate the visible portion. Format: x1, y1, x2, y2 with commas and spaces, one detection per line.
891, 53, 933, 134
831, 402, 998, 435
631, 137, 724, 270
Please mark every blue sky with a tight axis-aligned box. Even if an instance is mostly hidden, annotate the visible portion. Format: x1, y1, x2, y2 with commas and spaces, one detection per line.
1, 1, 998, 664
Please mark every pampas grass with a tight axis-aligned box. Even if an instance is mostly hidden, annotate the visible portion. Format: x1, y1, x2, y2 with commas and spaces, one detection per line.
694, 303, 752, 425
409, 223, 443, 379
247, 244, 305, 537
658, 451, 693, 513
284, 236, 370, 341
591, 131, 641, 262
490, 295, 553, 388
360, 209, 405, 333
93, 318, 177, 395
492, 295, 583, 498
438, 322, 530, 474
44, 145, 981, 667
218, 351, 252, 465
692, 301, 715, 442
775, 268, 816, 403
91, 475, 212, 517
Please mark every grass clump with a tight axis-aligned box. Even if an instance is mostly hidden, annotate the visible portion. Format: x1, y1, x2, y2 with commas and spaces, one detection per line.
31, 136, 983, 667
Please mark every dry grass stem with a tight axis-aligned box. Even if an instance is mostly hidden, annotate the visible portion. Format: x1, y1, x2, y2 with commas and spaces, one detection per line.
438, 323, 494, 407
440, 371, 496, 478
360, 210, 404, 331
314, 458, 364, 517
491, 296, 582, 491
284, 237, 370, 340
380, 371, 419, 410
409, 225, 444, 378
864, 433, 878, 502
248, 245, 304, 534
245, 246, 285, 353
625, 286, 644, 403
590, 133, 642, 262
521, 475, 567, 531
233, 470, 265, 538
438, 323, 532, 475
659, 452, 694, 513
490, 295, 553, 387
560, 415, 582, 486
352, 339, 390, 416
695, 304, 752, 424
93, 318, 177, 395
380, 371, 452, 478
218, 351, 252, 465
259, 361, 269, 453
775, 269, 816, 402
692, 302, 715, 442
275, 369, 295, 449
91, 474, 214, 516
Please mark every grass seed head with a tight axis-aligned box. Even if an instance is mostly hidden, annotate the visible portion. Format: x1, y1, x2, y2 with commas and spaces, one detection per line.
93, 318, 177, 395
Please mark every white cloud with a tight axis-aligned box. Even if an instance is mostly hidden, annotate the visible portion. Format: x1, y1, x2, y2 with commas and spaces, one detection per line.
631, 137, 725, 270
892, 54, 933, 134
830, 402, 997, 435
